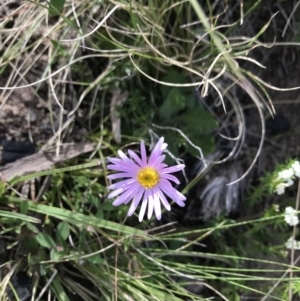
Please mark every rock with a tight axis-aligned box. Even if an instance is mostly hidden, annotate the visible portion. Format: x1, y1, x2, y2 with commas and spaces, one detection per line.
6, 272, 32, 301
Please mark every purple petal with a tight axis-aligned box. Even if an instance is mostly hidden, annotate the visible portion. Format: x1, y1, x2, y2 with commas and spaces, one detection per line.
127, 188, 144, 216
174, 198, 185, 207
159, 179, 186, 206
112, 182, 140, 206
148, 138, 165, 165
117, 150, 133, 163
160, 184, 186, 207
140, 141, 147, 166
108, 178, 136, 190
124, 184, 141, 204
156, 188, 171, 211
109, 154, 140, 169
175, 189, 186, 201
160, 164, 185, 174
112, 193, 128, 206
160, 173, 180, 184
128, 150, 143, 167
107, 157, 123, 164
107, 173, 132, 180
107, 164, 139, 174
149, 154, 166, 167
108, 186, 130, 199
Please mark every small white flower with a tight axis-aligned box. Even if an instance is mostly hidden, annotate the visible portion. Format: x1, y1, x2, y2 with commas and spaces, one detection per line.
278, 168, 294, 181
292, 161, 300, 178
285, 178, 294, 187
284, 206, 299, 226
273, 204, 280, 212
275, 183, 286, 195
285, 237, 300, 250
286, 215, 298, 226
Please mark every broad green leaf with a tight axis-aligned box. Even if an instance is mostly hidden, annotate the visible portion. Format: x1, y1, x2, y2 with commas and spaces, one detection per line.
185, 134, 216, 156
87, 194, 100, 208
49, 0, 66, 16
22, 236, 39, 252
57, 222, 70, 240
95, 209, 104, 219
160, 70, 188, 98
26, 222, 40, 234
177, 107, 218, 133
102, 200, 115, 211
40, 265, 47, 276
159, 88, 186, 121
36, 232, 56, 249
30, 250, 47, 266
50, 248, 62, 261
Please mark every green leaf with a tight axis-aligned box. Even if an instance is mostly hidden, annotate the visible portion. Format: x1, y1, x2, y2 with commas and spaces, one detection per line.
49, 0, 66, 16
22, 236, 39, 252
26, 222, 40, 234
102, 200, 115, 211
95, 209, 104, 219
36, 232, 56, 249
177, 107, 218, 133
185, 134, 216, 156
0, 182, 7, 196
30, 250, 47, 265
163, 133, 179, 165
57, 222, 70, 240
50, 248, 62, 261
159, 88, 186, 121
51, 276, 71, 301
87, 194, 100, 208
160, 70, 188, 98
20, 201, 28, 215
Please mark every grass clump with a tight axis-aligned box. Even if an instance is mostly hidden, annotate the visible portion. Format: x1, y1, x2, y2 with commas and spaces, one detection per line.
1, 0, 300, 301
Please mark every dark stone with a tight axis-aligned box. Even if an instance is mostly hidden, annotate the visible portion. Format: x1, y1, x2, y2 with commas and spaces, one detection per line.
6, 272, 32, 301
265, 113, 290, 136
1, 140, 35, 164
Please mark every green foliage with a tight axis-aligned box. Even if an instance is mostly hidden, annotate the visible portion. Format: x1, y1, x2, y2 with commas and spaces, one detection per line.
158, 69, 218, 157
36, 232, 56, 249
118, 68, 218, 161
49, 0, 66, 16
247, 158, 299, 205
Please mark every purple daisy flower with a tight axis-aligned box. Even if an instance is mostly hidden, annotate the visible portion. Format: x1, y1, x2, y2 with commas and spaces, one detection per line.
107, 137, 186, 222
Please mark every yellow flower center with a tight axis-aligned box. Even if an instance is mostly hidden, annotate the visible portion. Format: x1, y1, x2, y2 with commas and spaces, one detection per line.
137, 167, 160, 189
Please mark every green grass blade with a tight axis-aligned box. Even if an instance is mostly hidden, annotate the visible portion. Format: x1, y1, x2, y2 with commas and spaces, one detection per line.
23, 201, 146, 237
0, 210, 40, 223
9, 161, 101, 185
